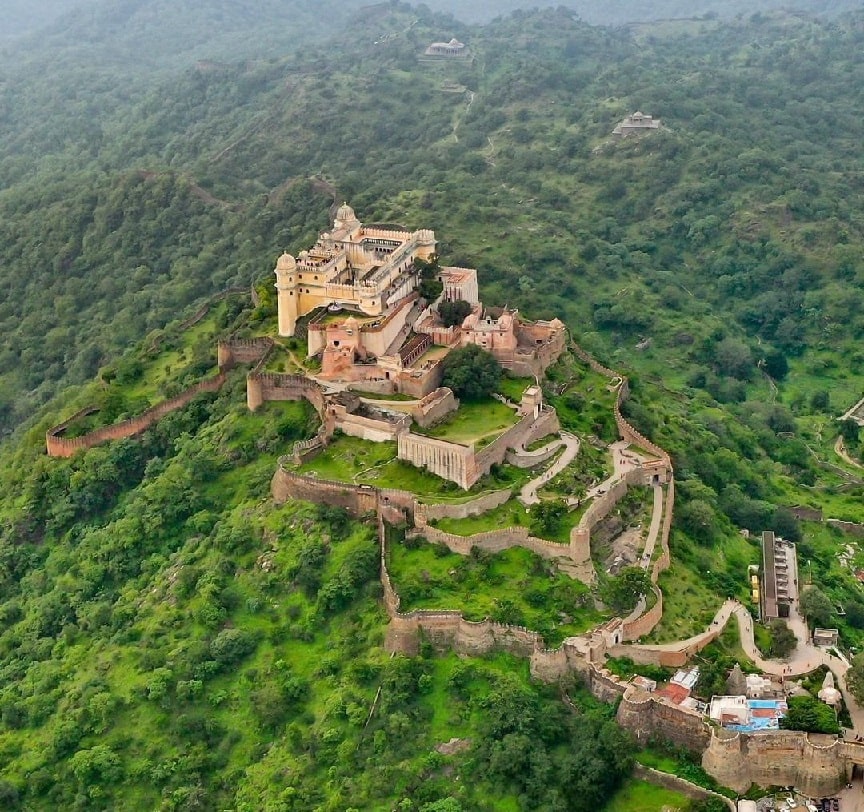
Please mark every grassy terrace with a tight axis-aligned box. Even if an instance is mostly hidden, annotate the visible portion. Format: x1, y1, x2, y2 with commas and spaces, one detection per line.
604, 778, 690, 812
388, 540, 606, 646
434, 496, 584, 544
298, 434, 534, 500
413, 398, 520, 446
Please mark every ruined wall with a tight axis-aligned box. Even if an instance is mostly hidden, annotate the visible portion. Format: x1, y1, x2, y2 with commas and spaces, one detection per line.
702, 728, 847, 797
827, 519, 864, 536
46, 373, 226, 457
398, 362, 444, 398
621, 586, 665, 642
217, 337, 273, 370
331, 408, 409, 442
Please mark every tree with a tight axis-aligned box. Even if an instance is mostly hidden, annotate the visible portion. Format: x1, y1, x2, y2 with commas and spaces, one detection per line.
441, 345, 502, 401
847, 653, 864, 704
779, 695, 839, 734
765, 619, 797, 658
602, 567, 652, 615
529, 500, 567, 537
799, 586, 834, 629
840, 418, 860, 446
676, 498, 718, 545
438, 299, 472, 328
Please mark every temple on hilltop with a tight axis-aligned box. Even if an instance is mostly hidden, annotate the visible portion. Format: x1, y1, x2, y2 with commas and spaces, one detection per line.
273, 204, 566, 397
612, 111, 661, 137
424, 38, 469, 58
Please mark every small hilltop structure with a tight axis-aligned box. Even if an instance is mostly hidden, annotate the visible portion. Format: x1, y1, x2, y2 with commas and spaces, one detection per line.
423, 38, 471, 59
612, 111, 661, 137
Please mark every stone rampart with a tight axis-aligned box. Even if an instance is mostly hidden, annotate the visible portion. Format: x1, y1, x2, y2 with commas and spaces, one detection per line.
418, 489, 512, 524
702, 728, 847, 797
247, 372, 327, 417
827, 519, 864, 536
414, 525, 578, 568
218, 337, 274, 370
384, 610, 543, 658
617, 686, 712, 752
506, 439, 562, 468
621, 585, 665, 643
46, 373, 226, 458
271, 468, 379, 515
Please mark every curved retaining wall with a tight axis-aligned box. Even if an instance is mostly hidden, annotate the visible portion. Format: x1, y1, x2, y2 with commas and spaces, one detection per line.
46, 373, 226, 457
702, 727, 847, 797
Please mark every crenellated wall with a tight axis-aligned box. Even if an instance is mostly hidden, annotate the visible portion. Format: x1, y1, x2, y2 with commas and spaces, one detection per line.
702, 727, 847, 797
217, 337, 273, 370
46, 373, 226, 457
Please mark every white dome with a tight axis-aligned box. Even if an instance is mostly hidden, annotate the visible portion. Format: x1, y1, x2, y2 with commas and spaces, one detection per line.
335, 202, 357, 224
276, 252, 296, 271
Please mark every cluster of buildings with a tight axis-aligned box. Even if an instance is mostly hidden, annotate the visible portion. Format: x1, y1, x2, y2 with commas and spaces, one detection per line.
273, 204, 566, 398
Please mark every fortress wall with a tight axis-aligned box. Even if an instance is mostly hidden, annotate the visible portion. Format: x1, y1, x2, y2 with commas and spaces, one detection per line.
217, 337, 273, 370
621, 585, 665, 642
391, 612, 542, 658
420, 489, 512, 523
46, 373, 226, 458
270, 468, 378, 515
617, 687, 711, 752
397, 433, 476, 489
248, 373, 327, 418
827, 519, 864, 536
633, 766, 736, 812
703, 729, 847, 797
348, 379, 398, 396
472, 407, 560, 478
414, 525, 572, 563
653, 475, 674, 583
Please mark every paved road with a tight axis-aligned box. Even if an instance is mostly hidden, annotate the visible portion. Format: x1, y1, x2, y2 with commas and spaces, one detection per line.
518, 432, 580, 506
640, 484, 664, 567
632, 597, 864, 733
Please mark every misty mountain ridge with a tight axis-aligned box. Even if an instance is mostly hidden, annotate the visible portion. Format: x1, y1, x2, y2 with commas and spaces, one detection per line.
2, 0, 861, 48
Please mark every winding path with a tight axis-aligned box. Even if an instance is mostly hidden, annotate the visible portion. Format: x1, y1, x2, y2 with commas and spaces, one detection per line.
632, 598, 864, 733
518, 432, 580, 506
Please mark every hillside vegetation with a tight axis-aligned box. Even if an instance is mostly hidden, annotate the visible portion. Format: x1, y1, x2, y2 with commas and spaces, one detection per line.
3, 2, 864, 809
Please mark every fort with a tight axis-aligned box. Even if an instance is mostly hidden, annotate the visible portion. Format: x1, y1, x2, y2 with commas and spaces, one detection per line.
40, 204, 861, 805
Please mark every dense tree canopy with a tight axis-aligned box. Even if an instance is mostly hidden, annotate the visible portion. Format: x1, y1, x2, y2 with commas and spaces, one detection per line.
441, 345, 503, 401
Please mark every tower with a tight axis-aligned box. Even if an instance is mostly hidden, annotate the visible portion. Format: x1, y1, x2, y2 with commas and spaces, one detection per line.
274, 252, 298, 337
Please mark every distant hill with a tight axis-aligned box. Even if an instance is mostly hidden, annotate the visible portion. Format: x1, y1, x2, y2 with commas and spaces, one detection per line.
3, 0, 860, 45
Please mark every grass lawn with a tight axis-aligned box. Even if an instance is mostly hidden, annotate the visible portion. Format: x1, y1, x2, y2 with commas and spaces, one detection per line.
436, 498, 531, 535
388, 541, 605, 646
604, 778, 689, 812
414, 398, 519, 446
435, 497, 583, 545
499, 375, 533, 402
299, 434, 532, 500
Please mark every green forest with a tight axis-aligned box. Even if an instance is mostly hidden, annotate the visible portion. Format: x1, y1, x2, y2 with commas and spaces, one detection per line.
3, 0, 864, 809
